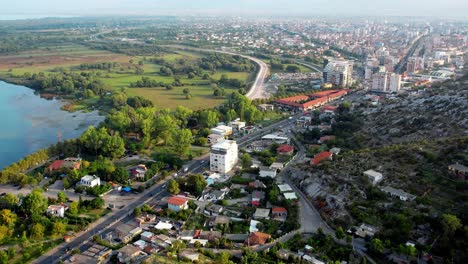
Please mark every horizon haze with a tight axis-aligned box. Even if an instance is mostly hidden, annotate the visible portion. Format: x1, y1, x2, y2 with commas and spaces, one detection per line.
2, 0, 468, 18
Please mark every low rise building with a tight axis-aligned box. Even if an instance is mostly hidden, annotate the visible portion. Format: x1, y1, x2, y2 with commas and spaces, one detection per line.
261, 134, 290, 144
271, 207, 288, 222
355, 223, 379, 238
253, 208, 270, 219
80, 175, 100, 187
448, 163, 468, 180
363, 170, 383, 185
246, 231, 271, 246
380, 186, 416, 201
276, 144, 294, 155
311, 151, 333, 166
258, 104, 274, 111
117, 244, 145, 264
210, 125, 233, 137
228, 119, 246, 131
210, 140, 238, 173
47, 204, 68, 218
259, 166, 277, 178
207, 134, 224, 145
167, 196, 189, 212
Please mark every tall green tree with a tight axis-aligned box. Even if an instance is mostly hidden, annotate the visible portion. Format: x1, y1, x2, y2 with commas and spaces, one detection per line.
199, 110, 220, 128
30, 223, 45, 240
240, 153, 253, 169
21, 188, 48, 222
172, 129, 193, 156
57, 191, 67, 203
51, 222, 67, 238
167, 179, 180, 195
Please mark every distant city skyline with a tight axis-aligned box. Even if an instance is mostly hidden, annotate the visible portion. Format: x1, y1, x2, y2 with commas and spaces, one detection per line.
2, 0, 468, 18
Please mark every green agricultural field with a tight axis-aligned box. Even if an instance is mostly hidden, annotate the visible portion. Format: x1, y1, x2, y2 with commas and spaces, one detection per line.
0, 44, 254, 110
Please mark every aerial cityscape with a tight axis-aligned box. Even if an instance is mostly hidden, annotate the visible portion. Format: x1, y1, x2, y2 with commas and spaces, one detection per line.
0, 1, 466, 264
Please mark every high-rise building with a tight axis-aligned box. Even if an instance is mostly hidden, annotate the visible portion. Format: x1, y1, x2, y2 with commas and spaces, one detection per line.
388, 73, 401, 92
210, 140, 238, 173
372, 72, 388, 91
323, 60, 353, 87
371, 71, 401, 93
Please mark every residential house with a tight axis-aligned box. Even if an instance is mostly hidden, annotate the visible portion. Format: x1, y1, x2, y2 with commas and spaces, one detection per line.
47, 204, 68, 218
129, 164, 147, 179
133, 240, 147, 250
212, 215, 230, 226
284, 192, 298, 200
278, 184, 293, 193
270, 162, 284, 170
80, 175, 101, 187
259, 166, 277, 178
204, 204, 224, 216
448, 163, 468, 180
47, 157, 82, 172
249, 180, 266, 189
296, 116, 312, 128
380, 186, 416, 201
225, 234, 249, 243
253, 208, 270, 220
271, 207, 288, 222
276, 144, 294, 155
65, 244, 111, 264
318, 135, 336, 144
117, 244, 145, 264
311, 151, 333, 166
363, 170, 383, 185
246, 231, 271, 246
179, 230, 195, 241
179, 251, 200, 262
154, 221, 173, 230
251, 191, 265, 206
140, 231, 154, 242
210, 125, 233, 137
355, 223, 379, 238
258, 104, 274, 111
228, 119, 246, 131
167, 196, 189, 212
329, 147, 341, 155
199, 230, 222, 242
116, 224, 143, 244
207, 134, 224, 145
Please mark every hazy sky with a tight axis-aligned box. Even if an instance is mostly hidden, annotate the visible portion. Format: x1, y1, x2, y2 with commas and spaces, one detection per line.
2, 0, 468, 18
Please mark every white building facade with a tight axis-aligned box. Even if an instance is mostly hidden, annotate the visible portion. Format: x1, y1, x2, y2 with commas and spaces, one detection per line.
80, 175, 101, 187
210, 140, 238, 173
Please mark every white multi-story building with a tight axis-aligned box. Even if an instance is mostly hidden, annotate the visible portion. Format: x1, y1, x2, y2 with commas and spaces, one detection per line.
210, 140, 238, 173
371, 71, 401, 93
388, 73, 401, 92
323, 60, 353, 87
210, 125, 233, 137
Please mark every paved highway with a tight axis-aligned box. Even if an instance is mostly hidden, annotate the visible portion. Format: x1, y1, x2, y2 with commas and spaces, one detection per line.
165, 46, 270, 100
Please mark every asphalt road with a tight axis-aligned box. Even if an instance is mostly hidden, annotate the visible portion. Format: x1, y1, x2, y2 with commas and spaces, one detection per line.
164, 46, 270, 100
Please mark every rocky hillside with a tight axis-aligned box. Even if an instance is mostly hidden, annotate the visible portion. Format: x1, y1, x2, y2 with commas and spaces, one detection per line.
360, 78, 468, 147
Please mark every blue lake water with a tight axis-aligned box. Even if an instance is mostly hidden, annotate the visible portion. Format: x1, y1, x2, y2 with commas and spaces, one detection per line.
0, 81, 104, 169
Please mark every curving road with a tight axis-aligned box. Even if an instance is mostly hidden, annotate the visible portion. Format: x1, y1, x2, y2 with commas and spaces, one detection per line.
166, 46, 270, 100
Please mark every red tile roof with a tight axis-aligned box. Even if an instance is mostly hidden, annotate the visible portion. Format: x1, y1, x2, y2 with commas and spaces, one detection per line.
277, 144, 294, 154
167, 196, 188, 206
246, 232, 271, 246
311, 151, 333, 166
275, 89, 349, 110
322, 105, 338, 112
48, 160, 65, 171
272, 207, 287, 213
319, 135, 336, 142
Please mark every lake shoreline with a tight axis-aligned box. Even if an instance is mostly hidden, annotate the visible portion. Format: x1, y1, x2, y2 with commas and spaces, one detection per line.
0, 80, 105, 170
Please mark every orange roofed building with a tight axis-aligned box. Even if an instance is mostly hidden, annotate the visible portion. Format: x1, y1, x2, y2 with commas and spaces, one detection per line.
275, 89, 349, 112
246, 231, 271, 246
311, 151, 333, 166
167, 196, 189, 212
